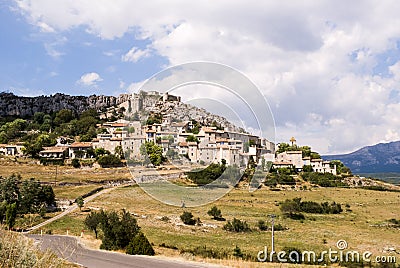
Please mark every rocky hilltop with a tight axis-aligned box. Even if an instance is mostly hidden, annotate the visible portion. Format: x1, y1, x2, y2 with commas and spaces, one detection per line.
130, 91, 246, 133
324, 141, 400, 173
1, 91, 245, 133
0, 92, 130, 117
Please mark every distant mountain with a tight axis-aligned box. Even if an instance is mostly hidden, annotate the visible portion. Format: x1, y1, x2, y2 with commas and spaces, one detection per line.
324, 141, 400, 173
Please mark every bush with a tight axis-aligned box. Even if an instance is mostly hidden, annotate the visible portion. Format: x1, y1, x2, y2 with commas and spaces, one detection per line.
274, 223, 285, 231
207, 206, 224, 220
97, 154, 123, 168
257, 220, 268, 231
185, 163, 226, 186
98, 209, 141, 251
180, 245, 229, 259
180, 211, 196, 225
126, 232, 155, 256
233, 245, 243, 258
301, 172, 346, 187
71, 158, 80, 168
284, 212, 305, 220
280, 198, 343, 215
223, 218, 251, 232
160, 216, 170, 222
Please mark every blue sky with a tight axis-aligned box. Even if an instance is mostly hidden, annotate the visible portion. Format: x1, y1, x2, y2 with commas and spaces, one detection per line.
1, 0, 400, 154
0, 1, 167, 96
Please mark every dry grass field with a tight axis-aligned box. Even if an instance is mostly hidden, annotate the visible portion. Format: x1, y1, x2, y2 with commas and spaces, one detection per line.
42, 184, 400, 267
4, 157, 398, 266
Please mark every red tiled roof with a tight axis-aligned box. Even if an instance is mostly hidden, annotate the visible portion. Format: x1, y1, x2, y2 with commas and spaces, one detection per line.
178, 142, 188, 147
111, 123, 128, 127
70, 142, 92, 148
40, 146, 69, 153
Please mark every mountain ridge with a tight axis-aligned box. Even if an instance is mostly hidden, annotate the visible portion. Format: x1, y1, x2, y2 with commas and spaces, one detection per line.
324, 140, 400, 173
0, 92, 130, 117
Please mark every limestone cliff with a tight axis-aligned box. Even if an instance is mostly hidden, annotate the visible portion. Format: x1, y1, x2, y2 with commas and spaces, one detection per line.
0, 92, 130, 117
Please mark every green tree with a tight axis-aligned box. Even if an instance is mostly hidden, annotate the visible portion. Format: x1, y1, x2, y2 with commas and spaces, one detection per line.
0, 119, 27, 143
97, 154, 122, 168
54, 109, 75, 126
84, 211, 102, 239
76, 196, 84, 211
72, 158, 81, 168
140, 141, 164, 166
5, 203, 17, 230
94, 147, 110, 159
330, 160, 352, 175
126, 232, 155, 256
80, 109, 98, 119
114, 145, 124, 159
99, 209, 141, 250
0, 201, 7, 224
0, 174, 20, 205
302, 165, 313, 172
186, 135, 198, 143
23, 133, 56, 158
310, 152, 321, 159
33, 112, 45, 125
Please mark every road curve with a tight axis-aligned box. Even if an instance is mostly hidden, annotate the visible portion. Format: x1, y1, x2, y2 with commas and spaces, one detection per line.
25, 184, 123, 233
27, 234, 223, 268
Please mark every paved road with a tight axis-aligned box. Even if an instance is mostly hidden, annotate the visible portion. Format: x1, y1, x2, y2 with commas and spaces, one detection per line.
25, 183, 129, 233
28, 235, 221, 268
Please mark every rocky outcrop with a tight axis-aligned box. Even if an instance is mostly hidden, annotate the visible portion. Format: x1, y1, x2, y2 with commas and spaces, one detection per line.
0, 92, 128, 117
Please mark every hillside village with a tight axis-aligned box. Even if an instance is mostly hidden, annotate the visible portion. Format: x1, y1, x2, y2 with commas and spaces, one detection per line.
0, 91, 337, 175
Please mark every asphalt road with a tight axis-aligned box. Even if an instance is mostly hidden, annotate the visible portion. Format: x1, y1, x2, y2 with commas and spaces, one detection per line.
27, 234, 222, 268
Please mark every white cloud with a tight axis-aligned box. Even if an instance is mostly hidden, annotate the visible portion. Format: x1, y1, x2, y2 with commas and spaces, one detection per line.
77, 72, 103, 86
122, 46, 151, 62
14, 0, 400, 153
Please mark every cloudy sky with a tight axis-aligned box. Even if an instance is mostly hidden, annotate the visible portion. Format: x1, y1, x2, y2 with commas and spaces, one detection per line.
1, 1, 400, 154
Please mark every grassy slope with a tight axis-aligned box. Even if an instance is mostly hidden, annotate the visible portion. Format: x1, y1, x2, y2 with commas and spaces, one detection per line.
43, 185, 400, 265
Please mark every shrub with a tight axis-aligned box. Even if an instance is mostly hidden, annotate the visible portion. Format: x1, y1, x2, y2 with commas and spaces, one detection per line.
233, 245, 243, 258
160, 216, 170, 222
99, 209, 141, 250
301, 172, 346, 187
180, 211, 196, 225
274, 223, 285, 231
207, 206, 224, 220
257, 220, 268, 231
180, 245, 229, 259
71, 158, 80, 168
126, 232, 155, 256
280, 198, 343, 215
185, 163, 226, 186
284, 212, 305, 220
223, 218, 251, 232
97, 154, 123, 168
